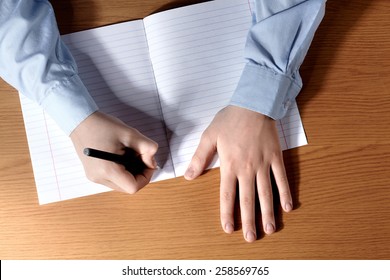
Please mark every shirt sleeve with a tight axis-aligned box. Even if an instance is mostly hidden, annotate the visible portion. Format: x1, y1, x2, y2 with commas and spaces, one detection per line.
230, 0, 326, 120
0, 0, 98, 135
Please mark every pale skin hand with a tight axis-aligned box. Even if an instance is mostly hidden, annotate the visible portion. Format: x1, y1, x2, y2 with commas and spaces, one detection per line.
184, 105, 293, 242
70, 111, 158, 194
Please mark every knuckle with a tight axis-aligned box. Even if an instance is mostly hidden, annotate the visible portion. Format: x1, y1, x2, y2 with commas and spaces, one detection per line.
279, 188, 291, 198
122, 128, 141, 145
143, 141, 158, 156
129, 127, 140, 135
234, 164, 253, 178
124, 128, 137, 139
221, 159, 235, 172
241, 196, 253, 207
221, 191, 234, 202
242, 161, 255, 173
272, 149, 283, 158
258, 187, 273, 199
242, 222, 255, 230
220, 212, 233, 220
261, 207, 274, 217
278, 174, 289, 186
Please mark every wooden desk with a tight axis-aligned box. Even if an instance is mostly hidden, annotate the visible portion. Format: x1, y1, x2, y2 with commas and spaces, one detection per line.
0, 0, 389, 259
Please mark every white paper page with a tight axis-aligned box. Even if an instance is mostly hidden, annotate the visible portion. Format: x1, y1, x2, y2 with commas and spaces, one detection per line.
20, 21, 174, 205
144, 0, 308, 176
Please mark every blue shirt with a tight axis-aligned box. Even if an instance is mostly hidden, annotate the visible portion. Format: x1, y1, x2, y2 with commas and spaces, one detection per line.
0, 0, 326, 135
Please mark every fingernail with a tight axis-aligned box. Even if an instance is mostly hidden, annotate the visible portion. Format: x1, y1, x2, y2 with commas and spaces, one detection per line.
225, 223, 234, 234
265, 223, 275, 235
184, 167, 194, 179
285, 202, 293, 212
245, 231, 256, 243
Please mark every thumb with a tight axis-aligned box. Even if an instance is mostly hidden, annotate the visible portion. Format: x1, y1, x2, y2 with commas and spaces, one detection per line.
128, 131, 159, 169
185, 131, 216, 180
138, 139, 159, 169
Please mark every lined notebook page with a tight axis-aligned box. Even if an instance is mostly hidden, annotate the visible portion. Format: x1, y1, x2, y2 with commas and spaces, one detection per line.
62, 21, 174, 177
144, 0, 308, 176
20, 20, 174, 205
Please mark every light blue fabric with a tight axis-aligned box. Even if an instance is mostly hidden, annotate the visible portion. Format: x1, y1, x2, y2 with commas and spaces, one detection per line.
231, 0, 326, 119
0, 0, 325, 136
0, 0, 98, 135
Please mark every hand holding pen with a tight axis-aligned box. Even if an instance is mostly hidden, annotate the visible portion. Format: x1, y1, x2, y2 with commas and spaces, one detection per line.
83, 147, 149, 175
70, 111, 158, 194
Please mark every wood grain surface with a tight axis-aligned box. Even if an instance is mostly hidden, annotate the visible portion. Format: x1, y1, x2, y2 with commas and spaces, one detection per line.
0, 0, 389, 259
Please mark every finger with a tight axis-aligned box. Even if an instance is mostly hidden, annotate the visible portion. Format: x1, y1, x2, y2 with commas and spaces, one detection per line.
257, 166, 275, 235
220, 167, 237, 234
84, 160, 128, 192
138, 140, 159, 169
134, 167, 155, 190
123, 129, 159, 169
98, 178, 126, 193
238, 175, 256, 242
272, 155, 293, 212
184, 130, 216, 180
109, 164, 152, 194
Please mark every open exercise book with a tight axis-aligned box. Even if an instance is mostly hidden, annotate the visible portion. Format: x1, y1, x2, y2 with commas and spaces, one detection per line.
20, 0, 307, 205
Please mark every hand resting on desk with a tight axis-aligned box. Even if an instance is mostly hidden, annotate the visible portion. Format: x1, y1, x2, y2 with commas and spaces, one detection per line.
185, 105, 293, 243
70, 111, 158, 194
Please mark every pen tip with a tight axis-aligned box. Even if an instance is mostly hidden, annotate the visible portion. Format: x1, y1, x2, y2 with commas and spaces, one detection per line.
83, 148, 91, 155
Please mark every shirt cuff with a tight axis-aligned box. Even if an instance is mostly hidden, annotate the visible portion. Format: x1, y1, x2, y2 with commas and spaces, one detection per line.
41, 74, 98, 135
230, 62, 302, 120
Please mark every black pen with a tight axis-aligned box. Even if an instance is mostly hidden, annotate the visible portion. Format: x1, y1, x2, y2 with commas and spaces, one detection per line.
83, 147, 150, 175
